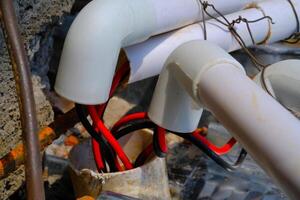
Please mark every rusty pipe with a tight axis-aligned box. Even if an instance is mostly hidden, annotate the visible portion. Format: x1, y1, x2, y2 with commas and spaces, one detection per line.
0, 1, 45, 199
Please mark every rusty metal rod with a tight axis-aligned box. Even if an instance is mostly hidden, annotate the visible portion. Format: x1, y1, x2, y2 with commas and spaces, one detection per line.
0, 1, 45, 199
0, 108, 79, 180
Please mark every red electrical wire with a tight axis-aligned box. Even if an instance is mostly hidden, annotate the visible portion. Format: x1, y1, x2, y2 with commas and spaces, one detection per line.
96, 63, 130, 115
89, 58, 237, 171
112, 112, 148, 132
111, 112, 154, 169
90, 62, 130, 172
112, 112, 167, 156
91, 138, 105, 171
192, 129, 237, 156
157, 126, 167, 153
111, 112, 166, 164
109, 64, 129, 95
88, 105, 133, 170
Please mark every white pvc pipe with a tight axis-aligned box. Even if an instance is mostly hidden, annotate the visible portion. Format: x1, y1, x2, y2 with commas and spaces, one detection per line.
254, 59, 300, 113
55, 0, 251, 105
148, 40, 300, 199
198, 63, 300, 200
148, 41, 245, 132
125, 0, 300, 83
152, 0, 254, 34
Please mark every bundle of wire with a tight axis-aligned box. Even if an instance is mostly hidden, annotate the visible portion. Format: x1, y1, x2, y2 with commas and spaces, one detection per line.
75, 61, 247, 173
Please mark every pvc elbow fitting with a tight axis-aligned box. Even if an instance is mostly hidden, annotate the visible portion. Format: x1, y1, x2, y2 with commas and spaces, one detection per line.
148, 40, 244, 133
55, 0, 157, 104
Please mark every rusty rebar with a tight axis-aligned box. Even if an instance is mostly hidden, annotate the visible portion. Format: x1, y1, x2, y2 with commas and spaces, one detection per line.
0, 1, 45, 199
0, 108, 79, 180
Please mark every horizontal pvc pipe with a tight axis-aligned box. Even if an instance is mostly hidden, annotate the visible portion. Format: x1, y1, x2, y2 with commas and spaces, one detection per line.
55, 0, 251, 105
151, 0, 254, 34
254, 59, 300, 113
198, 63, 300, 200
125, 0, 300, 83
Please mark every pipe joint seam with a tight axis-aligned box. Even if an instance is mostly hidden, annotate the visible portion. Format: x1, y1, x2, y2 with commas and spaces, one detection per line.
148, 40, 244, 133
168, 40, 245, 106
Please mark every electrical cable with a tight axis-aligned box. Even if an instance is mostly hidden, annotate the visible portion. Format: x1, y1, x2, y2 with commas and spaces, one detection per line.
114, 113, 236, 157
88, 105, 133, 170
233, 148, 247, 167
75, 104, 118, 172
112, 112, 168, 158
96, 61, 130, 117
113, 121, 156, 140
84, 99, 244, 172
91, 138, 105, 172
113, 118, 247, 171
112, 112, 148, 132
91, 62, 130, 171
174, 132, 247, 171
112, 121, 157, 167
113, 119, 170, 167
153, 126, 167, 157
77, 61, 130, 172
157, 126, 167, 153
192, 129, 237, 155
112, 114, 166, 158
134, 144, 153, 168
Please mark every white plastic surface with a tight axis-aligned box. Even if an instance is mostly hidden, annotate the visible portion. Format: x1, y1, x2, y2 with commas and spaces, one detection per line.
55, 0, 252, 104
125, 0, 300, 83
148, 41, 244, 133
55, 0, 156, 105
257, 0, 299, 43
149, 40, 300, 198
152, 0, 253, 34
254, 59, 300, 113
197, 64, 300, 199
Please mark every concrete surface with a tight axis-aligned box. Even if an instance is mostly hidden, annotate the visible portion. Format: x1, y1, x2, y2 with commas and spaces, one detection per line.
0, 0, 75, 198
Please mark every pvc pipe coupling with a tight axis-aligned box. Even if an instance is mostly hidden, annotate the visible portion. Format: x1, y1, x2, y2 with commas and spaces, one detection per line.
148, 40, 245, 133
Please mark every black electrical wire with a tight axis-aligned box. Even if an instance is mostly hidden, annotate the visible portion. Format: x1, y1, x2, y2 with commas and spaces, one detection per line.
115, 120, 247, 171
153, 126, 167, 158
75, 104, 118, 172
113, 120, 166, 159
77, 104, 247, 172
174, 132, 247, 171
233, 148, 247, 167
113, 119, 166, 158
113, 121, 156, 139
134, 144, 153, 168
